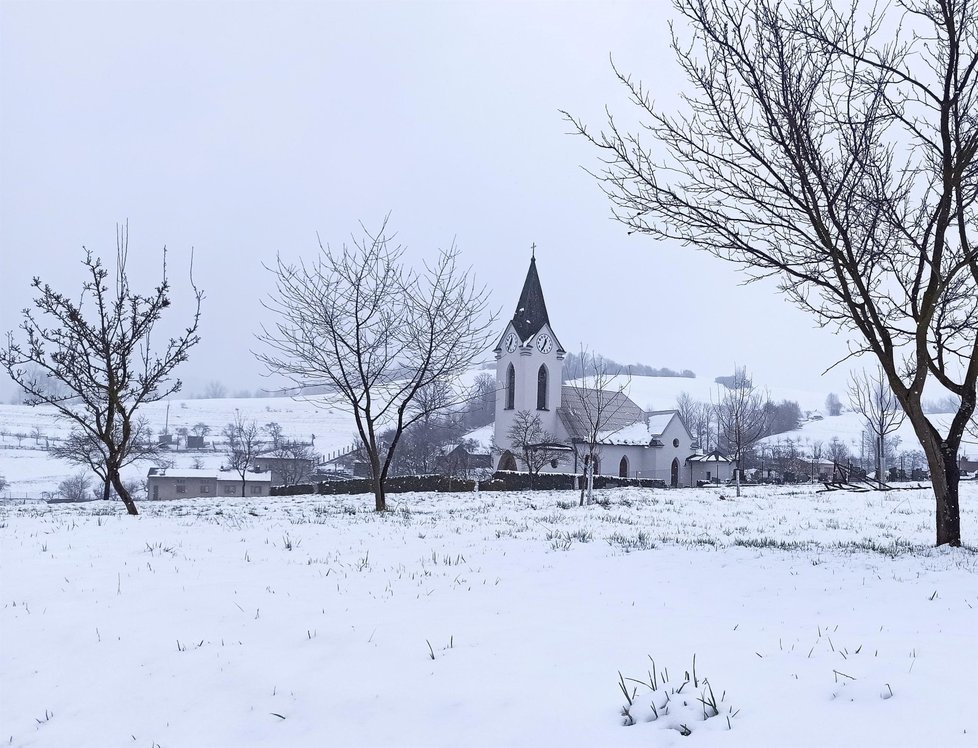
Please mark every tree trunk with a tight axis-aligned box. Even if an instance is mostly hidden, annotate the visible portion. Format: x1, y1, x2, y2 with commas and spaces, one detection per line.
931, 446, 961, 547
102, 476, 111, 502
373, 472, 386, 512
109, 469, 138, 516
906, 409, 962, 547
586, 460, 594, 505
877, 435, 883, 485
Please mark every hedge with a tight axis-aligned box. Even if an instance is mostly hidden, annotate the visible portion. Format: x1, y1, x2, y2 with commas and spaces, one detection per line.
270, 474, 476, 497
270, 470, 667, 497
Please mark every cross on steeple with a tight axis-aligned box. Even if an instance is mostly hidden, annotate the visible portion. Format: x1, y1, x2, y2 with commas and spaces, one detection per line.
510, 253, 550, 341
530, 242, 536, 259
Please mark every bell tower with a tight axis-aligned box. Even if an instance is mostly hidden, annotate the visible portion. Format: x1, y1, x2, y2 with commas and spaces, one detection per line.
493, 254, 564, 467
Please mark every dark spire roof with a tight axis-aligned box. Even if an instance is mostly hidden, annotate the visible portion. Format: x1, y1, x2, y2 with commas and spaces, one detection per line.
511, 257, 550, 341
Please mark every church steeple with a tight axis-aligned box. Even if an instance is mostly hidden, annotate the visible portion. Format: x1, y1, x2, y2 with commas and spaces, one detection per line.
511, 256, 550, 341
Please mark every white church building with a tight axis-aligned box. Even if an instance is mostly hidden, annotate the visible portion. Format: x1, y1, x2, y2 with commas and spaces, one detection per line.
491, 256, 734, 487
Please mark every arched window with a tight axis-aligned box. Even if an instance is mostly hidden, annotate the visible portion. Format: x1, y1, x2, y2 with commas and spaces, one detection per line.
498, 451, 517, 471
505, 364, 515, 410
537, 364, 549, 410
619, 456, 629, 478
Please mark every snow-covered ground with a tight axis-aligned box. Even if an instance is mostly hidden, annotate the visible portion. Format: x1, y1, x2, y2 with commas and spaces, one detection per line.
2, 483, 977, 747
569, 374, 829, 414
759, 411, 977, 457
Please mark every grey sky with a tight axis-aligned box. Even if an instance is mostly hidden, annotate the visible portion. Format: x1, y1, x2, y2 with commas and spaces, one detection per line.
1, 0, 855, 402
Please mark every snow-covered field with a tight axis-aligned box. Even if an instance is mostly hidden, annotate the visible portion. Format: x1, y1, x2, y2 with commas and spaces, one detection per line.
0, 395, 362, 498
759, 411, 975, 456
3, 483, 977, 747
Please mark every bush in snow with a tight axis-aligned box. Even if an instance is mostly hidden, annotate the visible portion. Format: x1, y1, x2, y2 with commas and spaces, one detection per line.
57, 472, 93, 503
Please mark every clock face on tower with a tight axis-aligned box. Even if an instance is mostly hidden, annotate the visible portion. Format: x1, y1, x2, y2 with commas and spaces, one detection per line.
504, 333, 519, 353
535, 333, 553, 354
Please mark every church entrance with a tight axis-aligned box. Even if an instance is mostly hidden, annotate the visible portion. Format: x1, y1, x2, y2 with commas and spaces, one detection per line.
498, 451, 517, 471
671, 458, 680, 488
619, 456, 629, 478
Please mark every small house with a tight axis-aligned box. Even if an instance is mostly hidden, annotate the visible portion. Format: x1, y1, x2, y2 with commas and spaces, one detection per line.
685, 450, 736, 485
146, 467, 271, 500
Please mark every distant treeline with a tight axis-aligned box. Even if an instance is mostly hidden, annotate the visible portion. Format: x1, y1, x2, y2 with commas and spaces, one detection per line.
561, 352, 694, 381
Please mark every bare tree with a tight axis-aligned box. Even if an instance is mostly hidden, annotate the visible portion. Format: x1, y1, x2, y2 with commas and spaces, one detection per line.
58, 472, 93, 503
827, 437, 850, 466
675, 391, 713, 449
191, 422, 211, 438
566, 349, 633, 505
202, 380, 228, 399
223, 413, 263, 497
264, 421, 284, 450
0, 224, 202, 515
566, 1, 978, 545
714, 374, 769, 497
849, 367, 907, 483
825, 393, 843, 417
258, 217, 495, 511
270, 440, 317, 486
504, 410, 566, 477
810, 439, 824, 482
52, 419, 158, 501
464, 372, 497, 430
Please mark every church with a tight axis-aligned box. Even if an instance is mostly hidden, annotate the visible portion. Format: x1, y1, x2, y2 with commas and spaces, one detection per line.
491, 256, 732, 487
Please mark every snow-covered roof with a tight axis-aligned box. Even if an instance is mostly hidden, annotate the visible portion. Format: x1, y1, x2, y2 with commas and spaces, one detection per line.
594, 410, 682, 446
148, 468, 272, 483
446, 423, 494, 454
645, 411, 676, 436
597, 420, 647, 445
686, 450, 734, 464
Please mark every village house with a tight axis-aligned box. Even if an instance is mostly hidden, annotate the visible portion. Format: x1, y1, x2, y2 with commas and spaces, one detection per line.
491, 256, 735, 486
146, 467, 271, 500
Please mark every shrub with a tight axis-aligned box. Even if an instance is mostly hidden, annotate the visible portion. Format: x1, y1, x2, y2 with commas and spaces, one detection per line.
57, 472, 93, 502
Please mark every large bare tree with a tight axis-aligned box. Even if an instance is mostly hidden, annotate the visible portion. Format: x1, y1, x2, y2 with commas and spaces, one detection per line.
258, 217, 494, 511
849, 366, 907, 483
52, 419, 158, 502
1, 224, 202, 515
566, 0, 978, 545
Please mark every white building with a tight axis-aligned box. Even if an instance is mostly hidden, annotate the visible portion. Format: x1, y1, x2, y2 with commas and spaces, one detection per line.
146, 468, 272, 500
491, 256, 734, 486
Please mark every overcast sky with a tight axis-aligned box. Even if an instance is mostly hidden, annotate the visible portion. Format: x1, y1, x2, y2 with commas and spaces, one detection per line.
0, 0, 857, 403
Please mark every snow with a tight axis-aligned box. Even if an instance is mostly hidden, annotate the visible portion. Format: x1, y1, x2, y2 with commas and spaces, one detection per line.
2, 483, 978, 747
457, 423, 494, 452
594, 412, 679, 446
0, 395, 364, 498
573, 374, 830, 414
760, 412, 976, 456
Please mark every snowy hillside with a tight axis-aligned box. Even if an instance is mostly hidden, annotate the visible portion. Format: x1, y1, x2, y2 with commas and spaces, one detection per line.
0, 394, 362, 498
759, 412, 978, 459
2, 484, 977, 747
567, 373, 830, 414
